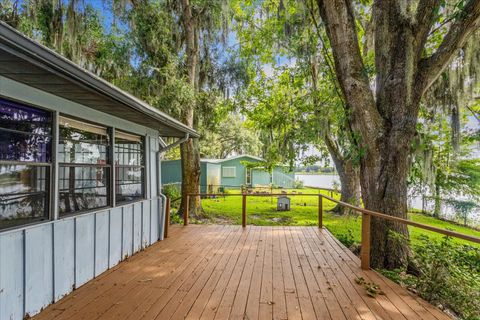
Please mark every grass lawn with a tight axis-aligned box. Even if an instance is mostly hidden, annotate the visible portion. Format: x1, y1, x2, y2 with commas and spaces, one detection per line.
193, 188, 480, 248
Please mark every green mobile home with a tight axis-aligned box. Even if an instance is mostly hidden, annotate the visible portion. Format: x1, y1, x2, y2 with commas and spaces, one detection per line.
161, 155, 295, 190
161, 159, 221, 193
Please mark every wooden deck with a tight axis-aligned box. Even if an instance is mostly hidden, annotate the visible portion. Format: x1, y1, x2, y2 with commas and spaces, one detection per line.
33, 225, 450, 320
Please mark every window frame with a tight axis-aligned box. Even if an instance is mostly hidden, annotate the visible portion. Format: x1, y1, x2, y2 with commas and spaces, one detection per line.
222, 166, 236, 178
114, 130, 146, 205
0, 97, 53, 230
57, 115, 112, 217
0, 96, 151, 231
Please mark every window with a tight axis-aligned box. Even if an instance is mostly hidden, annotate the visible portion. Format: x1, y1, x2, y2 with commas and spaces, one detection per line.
0, 98, 52, 229
58, 116, 110, 215
115, 131, 144, 203
222, 167, 236, 178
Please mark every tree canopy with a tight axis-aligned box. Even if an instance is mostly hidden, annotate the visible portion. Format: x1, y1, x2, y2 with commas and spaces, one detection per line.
1, 0, 479, 269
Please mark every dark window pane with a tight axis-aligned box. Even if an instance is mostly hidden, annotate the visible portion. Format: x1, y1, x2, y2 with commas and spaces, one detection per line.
58, 166, 109, 215
0, 98, 52, 135
0, 129, 51, 162
115, 132, 144, 166
0, 164, 49, 229
116, 167, 144, 203
59, 120, 109, 164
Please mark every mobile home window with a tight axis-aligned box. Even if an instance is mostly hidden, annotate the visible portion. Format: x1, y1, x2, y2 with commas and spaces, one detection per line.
222, 167, 236, 178
0, 98, 52, 229
114, 131, 145, 203
58, 116, 110, 215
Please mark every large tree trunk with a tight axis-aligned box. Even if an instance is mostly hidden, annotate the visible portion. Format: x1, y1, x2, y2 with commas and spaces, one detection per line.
178, 0, 202, 217
180, 138, 202, 216
316, 0, 480, 269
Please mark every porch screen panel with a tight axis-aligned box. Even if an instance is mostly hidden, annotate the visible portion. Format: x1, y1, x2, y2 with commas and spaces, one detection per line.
0, 98, 51, 229
115, 131, 144, 203
58, 116, 110, 215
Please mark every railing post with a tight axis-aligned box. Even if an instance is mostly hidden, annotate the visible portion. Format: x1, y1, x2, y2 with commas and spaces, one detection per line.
361, 213, 371, 270
165, 197, 170, 238
318, 195, 323, 228
242, 194, 247, 228
184, 195, 189, 226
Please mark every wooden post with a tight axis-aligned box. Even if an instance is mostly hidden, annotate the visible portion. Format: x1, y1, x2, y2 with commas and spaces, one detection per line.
184, 195, 189, 226
361, 213, 371, 270
318, 195, 323, 228
242, 194, 247, 228
165, 197, 171, 237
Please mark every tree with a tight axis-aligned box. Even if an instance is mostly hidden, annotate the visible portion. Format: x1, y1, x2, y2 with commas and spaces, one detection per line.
232, 0, 362, 211
0, 0, 132, 80
410, 103, 480, 219
111, 0, 232, 217
315, 0, 480, 268
200, 113, 263, 159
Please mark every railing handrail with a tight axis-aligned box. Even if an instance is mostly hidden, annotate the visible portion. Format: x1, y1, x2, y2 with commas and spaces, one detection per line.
172, 192, 480, 270
319, 193, 480, 244
184, 192, 480, 244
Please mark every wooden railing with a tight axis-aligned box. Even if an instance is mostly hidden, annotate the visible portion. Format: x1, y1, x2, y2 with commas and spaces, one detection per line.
164, 192, 480, 270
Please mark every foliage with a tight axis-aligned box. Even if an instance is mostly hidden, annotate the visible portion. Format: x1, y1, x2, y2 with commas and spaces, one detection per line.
162, 184, 181, 201
336, 228, 355, 248
199, 113, 263, 158
0, 0, 133, 83
410, 237, 480, 319
293, 178, 304, 189
410, 103, 480, 219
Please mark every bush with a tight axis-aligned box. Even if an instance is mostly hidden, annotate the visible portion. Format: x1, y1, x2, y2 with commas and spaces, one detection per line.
294, 178, 304, 189
412, 236, 480, 319
383, 236, 480, 319
163, 184, 181, 201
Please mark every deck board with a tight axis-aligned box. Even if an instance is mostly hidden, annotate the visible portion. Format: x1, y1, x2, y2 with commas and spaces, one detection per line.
33, 225, 451, 320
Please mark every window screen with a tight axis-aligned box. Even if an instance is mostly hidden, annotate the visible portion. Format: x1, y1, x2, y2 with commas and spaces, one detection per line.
58, 116, 110, 215
0, 99, 51, 229
115, 131, 144, 203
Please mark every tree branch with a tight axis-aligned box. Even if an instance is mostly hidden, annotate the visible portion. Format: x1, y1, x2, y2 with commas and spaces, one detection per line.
323, 130, 343, 162
316, 0, 382, 143
413, 0, 442, 57
418, 0, 480, 94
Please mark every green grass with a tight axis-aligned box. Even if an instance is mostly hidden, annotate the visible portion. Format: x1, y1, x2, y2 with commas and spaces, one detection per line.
195, 188, 480, 248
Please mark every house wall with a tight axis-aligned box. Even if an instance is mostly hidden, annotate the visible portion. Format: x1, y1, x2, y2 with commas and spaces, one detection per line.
160, 160, 221, 194
0, 76, 165, 320
220, 156, 264, 188
161, 159, 182, 186
272, 167, 295, 188
252, 169, 271, 186
251, 167, 295, 188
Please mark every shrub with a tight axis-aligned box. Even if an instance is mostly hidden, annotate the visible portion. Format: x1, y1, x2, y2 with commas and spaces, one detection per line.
162, 184, 181, 201
294, 178, 304, 189
336, 228, 355, 248
387, 236, 480, 319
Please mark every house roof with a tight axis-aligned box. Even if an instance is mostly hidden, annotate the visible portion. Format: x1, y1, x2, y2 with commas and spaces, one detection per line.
0, 22, 198, 138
